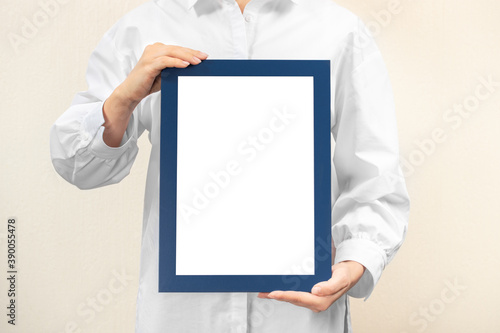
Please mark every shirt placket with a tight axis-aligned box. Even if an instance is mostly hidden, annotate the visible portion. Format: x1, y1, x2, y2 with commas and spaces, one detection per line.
228, 292, 248, 333
219, 2, 265, 332
241, 3, 259, 59
223, 0, 262, 59
223, 0, 248, 58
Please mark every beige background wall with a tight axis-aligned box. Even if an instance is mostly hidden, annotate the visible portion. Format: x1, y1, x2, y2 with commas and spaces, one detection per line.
1, 0, 499, 332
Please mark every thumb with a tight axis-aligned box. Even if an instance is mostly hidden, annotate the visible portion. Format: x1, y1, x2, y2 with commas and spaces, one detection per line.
311, 267, 350, 296
150, 74, 162, 94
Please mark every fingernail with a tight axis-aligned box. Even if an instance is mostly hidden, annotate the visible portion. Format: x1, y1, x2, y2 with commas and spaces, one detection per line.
312, 286, 321, 294
267, 292, 275, 298
182, 61, 190, 65
199, 52, 209, 58
193, 56, 202, 64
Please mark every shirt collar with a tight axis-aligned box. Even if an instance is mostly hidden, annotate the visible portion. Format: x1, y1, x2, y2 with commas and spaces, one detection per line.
186, 0, 301, 10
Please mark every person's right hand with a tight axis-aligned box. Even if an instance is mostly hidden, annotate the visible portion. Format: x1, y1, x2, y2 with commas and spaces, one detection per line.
103, 43, 208, 147
119, 43, 209, 105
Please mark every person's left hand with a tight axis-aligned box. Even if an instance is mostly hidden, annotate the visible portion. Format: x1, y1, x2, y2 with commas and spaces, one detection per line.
257, 260, 365, 313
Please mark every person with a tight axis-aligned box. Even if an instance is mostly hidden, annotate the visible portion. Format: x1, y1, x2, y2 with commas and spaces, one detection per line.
50, 0, 410, 332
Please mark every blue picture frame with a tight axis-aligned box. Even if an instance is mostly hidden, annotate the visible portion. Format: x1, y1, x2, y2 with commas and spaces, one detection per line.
159, 59, 331, 292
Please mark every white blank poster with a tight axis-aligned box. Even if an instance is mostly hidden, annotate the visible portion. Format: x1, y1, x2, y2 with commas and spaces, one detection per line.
175, 76, 315, 275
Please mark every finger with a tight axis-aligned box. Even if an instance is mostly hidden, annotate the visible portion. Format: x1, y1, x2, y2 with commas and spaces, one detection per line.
311, 269, 349, 296
154, 44, 208, 65
268, 291, 316, 307
268, 290, 337, 313
149, 55, 191, 72
150, 74, 161, 94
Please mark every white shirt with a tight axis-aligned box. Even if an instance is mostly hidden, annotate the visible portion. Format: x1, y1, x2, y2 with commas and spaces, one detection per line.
50, 0, 410, 332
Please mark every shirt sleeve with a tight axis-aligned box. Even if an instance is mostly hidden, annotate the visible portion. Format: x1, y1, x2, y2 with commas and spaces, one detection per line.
330, 18, 410, 300
50, 27, 144, 190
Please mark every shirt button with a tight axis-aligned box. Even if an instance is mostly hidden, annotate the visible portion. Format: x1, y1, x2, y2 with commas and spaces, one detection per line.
245, 15, 253, 22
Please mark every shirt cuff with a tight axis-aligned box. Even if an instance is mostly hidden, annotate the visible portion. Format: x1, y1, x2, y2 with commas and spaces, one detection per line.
333, 237, 387, 301
81, 101, 137, 159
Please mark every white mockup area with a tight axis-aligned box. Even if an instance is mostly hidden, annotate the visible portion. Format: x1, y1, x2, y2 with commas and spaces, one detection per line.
175, 76, 316, 275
